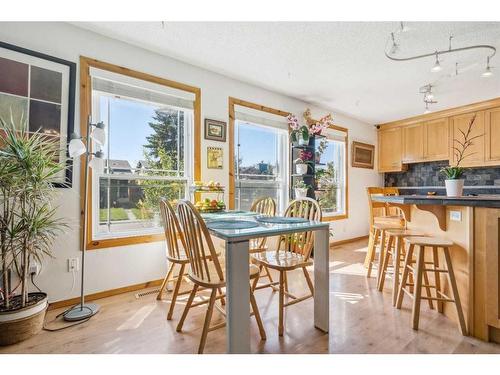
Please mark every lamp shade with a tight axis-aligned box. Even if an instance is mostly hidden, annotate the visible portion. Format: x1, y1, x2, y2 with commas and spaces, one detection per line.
91, 127, 106, 146
88, 156, 104, 173
68, 138, 86, 158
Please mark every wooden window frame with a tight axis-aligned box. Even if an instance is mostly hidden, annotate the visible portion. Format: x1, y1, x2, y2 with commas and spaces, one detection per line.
80, 56, 201, 250
228, 97, 348, 221
228, 97, 290, 210
321, 124, 349, 222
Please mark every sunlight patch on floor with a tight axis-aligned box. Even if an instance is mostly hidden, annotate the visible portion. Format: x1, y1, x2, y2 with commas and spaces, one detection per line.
116, 304, 156, 331
332, 291, 366, 304
353, 247, 369, 253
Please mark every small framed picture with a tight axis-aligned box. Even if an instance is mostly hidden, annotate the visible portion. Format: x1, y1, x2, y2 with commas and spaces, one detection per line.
207, 147, 223, 169
351, 141, 375, 169
204, 118, 226, 142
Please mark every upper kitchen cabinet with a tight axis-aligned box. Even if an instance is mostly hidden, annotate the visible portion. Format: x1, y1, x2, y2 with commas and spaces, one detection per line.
377, 98, 500, 172
450, 111, 485, 167
424, 117, 449, 161
378, 127, 404, 172
402, 122, 424, 163
401, 119, 449, 164
485, 107, 500, 164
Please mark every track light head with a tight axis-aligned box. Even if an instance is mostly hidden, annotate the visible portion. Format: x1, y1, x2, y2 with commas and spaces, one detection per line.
431, 53, 442, 73
481, 56, 493, 78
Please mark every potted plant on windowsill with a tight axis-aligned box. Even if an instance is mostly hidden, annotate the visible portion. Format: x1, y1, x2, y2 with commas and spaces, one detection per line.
441, 114, 482, 197
294, 150, 313, 175
294, 180, 311, 198
0, 118, 66, 345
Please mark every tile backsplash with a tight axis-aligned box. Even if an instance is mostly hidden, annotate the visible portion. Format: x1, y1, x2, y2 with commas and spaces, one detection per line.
385, 161, 500, 194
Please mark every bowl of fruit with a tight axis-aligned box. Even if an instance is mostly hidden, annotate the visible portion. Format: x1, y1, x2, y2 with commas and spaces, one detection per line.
195, 198, 226, 212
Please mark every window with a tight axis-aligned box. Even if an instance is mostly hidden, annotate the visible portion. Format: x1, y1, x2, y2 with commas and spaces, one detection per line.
315, 126, 348, 219
234, 119, 288, 212
81, 58, 200, 249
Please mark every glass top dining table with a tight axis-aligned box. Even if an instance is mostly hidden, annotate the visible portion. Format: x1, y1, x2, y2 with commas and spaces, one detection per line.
199, 210, 331, 354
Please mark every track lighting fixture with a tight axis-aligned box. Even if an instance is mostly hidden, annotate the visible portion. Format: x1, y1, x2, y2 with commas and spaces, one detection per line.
385, 23, 496, 111
385, 24, 496, 76
420, 84, 437, 114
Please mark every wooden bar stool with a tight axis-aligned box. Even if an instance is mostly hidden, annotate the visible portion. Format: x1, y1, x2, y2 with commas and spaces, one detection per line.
396, 236, 467, 335
377, 228, 425, 306
366, 222, 403, 279
365, 187, 405, 278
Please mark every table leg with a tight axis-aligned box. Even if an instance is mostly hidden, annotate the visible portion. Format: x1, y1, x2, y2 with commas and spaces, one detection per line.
225, 239, 251, 353
314, 227, 330, 332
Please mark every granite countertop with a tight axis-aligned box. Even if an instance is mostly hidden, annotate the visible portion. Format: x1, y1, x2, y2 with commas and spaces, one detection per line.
372, 195, 500, 208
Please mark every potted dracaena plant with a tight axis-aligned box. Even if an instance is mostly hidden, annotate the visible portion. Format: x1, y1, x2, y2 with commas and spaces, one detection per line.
0, 116, 67, 345
441, 114, 483, 197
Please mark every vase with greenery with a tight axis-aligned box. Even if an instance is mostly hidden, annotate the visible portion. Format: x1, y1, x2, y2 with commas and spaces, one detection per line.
440, 114, 482, 197
293, 180, 311, 198
0, 117, 66, 345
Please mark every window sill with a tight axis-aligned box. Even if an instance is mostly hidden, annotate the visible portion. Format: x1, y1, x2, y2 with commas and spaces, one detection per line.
86, 233, 165, 250
322, 213, 348, 222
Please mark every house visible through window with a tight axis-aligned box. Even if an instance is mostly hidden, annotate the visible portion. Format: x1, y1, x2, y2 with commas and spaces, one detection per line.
234, 115, 288, 213
315, 127, 347, 218
90, 69, 194, 240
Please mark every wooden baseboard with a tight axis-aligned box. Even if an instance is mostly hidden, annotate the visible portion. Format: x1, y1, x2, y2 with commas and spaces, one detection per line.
48, 279, 164, 310
330, 235, 368, 248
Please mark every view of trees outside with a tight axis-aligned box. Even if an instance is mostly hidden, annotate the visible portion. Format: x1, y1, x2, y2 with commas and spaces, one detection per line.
96, 94, 188, 235
138, 109, 186, 215
315, 139, 344, 215
316, 161, 338, 213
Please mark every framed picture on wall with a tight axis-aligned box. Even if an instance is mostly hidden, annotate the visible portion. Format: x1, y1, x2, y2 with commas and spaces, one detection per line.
207, 147, 223, 169
351, 141, 375, 169
204, 118, 227, 142
0, 41, 76, 187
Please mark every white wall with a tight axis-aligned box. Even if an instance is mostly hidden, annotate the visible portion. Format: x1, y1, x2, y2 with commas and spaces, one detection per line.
0, 22, 382, 303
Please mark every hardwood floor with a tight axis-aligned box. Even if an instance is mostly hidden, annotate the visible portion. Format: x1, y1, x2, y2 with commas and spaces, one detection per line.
2, 239, 500, 354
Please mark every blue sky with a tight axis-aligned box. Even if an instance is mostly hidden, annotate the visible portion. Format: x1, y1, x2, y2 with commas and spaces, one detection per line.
100, 97, 157, 164
100, 96, 279, 168
237, 123, 278, 166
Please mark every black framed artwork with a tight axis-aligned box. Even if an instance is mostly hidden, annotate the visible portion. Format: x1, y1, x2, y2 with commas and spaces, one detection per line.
204, 118, 227, 142
0, 41, 76, 187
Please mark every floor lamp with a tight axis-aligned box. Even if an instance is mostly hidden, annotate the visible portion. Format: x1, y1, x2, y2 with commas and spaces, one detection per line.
65, 119, 105, 321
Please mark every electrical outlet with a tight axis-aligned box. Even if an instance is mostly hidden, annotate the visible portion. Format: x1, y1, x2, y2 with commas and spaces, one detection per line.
68, 258, 79, 272
29, 262, 40, 275
450, 210, 462, 222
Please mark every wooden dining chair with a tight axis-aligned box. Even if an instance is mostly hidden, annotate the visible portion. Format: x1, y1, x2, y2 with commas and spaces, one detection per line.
251, 197, 322, 336
156, 199, 191, 320
249, 197, 277, 287
175, 200, 266, 354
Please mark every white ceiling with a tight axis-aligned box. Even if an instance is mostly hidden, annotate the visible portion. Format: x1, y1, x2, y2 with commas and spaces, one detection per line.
73, 22, 500, 124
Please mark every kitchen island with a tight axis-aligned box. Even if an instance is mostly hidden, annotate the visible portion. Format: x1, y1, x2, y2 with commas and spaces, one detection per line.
372, 195, 500, 343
